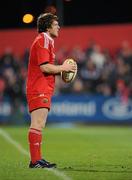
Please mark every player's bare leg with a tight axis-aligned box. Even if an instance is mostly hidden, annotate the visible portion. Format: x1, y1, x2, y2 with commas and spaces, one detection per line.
28, 108, 56, 168
30, 108, 48, 130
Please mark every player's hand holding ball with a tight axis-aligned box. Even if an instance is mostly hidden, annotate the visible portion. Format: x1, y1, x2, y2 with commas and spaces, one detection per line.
61, 58, 77, 83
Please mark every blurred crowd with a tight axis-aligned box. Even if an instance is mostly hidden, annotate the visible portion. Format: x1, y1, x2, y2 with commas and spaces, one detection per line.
0, 40, 132, 108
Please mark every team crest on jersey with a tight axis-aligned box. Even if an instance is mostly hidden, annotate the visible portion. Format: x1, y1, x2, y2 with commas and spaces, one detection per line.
42, 98, 49, 103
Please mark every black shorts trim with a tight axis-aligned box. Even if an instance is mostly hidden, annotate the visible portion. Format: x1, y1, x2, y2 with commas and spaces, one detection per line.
30, 107, 50, 113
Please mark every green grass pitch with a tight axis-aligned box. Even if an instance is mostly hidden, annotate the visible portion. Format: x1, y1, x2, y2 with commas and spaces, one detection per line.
0, 125, 132, 180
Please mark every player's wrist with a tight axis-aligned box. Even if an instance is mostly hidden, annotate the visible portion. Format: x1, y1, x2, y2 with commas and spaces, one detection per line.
59, 65, 65, 72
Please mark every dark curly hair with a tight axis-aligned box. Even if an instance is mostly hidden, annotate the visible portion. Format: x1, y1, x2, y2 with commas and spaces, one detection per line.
37, 13, 58, 33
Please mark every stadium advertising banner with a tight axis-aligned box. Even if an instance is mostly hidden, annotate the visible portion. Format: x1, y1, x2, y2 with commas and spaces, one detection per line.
0, 95, 132, 124
48, 95, 132, 123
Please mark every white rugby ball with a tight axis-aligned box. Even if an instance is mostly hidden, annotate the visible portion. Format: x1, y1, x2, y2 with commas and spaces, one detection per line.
61, 58, 77, 83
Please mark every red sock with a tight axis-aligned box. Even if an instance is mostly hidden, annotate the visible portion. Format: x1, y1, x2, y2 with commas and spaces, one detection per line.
28, 128, 42, 164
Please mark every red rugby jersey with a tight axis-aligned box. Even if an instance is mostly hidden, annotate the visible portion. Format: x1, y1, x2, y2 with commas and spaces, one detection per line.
26, 32, 55, 99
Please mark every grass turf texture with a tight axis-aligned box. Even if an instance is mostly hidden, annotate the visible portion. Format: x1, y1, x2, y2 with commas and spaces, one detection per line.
0, 125, 132, 180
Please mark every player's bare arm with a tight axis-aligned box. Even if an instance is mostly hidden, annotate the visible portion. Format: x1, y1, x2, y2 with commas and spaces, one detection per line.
40, 62, 77, 74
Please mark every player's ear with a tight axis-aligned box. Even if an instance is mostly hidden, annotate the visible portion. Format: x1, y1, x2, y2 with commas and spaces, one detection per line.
47, 27, 51, 32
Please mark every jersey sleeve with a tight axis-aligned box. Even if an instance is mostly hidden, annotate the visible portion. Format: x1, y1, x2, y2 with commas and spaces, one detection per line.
36, 35, 50, 65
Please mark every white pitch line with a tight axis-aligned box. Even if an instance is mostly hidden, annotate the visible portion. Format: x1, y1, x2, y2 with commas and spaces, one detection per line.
47, 168, 72, 180
0, 128, 72, 180
0, 128, 30, 156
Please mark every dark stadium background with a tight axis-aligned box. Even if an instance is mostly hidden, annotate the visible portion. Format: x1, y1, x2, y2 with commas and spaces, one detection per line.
0, 0, 132, 124
0, 0, 132, 29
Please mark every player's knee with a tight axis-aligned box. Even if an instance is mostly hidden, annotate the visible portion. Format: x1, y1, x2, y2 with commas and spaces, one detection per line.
37, 119, 45, 129
41, 122, 46, 129
30, 118, 46, 130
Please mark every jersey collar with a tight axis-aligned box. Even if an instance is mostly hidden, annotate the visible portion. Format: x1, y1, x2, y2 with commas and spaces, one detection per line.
44, 32, 54, 42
